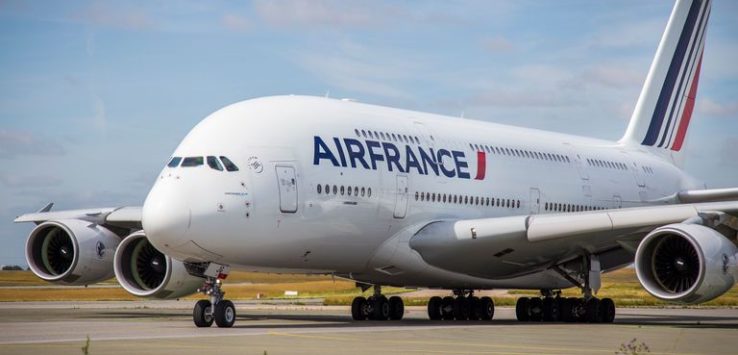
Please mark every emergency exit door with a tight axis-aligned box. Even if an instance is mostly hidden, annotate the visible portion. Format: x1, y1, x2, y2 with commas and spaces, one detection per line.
275, 165, 298, 213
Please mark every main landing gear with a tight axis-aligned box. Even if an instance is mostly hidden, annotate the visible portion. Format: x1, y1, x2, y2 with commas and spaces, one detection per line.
427, 290, 494, 321
515, 292, 615, 323
351, 285, 405, 321
193, 264, 236, 328
516, 255, 616, 323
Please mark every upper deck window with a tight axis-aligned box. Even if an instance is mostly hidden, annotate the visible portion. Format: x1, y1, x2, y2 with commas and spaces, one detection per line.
167, 157, 182, 168
219, 156, 239, 172
207, 156, 224, 171
181, 156, 204, 167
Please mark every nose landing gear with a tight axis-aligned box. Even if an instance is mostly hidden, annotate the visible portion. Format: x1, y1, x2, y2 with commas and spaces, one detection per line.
193, 263, 236, 328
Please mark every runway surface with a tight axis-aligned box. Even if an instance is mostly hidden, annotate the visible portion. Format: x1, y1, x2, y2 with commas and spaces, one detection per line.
1, 301, 737, 354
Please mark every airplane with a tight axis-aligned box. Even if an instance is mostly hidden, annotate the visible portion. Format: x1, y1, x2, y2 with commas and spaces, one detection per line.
14, 0, 738, 328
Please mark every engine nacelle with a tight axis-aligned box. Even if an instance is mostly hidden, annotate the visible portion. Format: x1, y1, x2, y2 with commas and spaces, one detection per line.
635, 223, 738, 304
114, 231, 203, 299
25, 219, 120, 285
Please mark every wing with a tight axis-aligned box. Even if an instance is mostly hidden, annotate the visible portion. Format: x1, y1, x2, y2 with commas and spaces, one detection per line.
14, 203, 142, 230
409, 200, 738, 280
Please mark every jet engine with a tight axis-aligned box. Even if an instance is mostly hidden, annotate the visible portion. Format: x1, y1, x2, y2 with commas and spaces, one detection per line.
114, 231, 203, 299
635, 223, 738, 304
25, 219, 120, 285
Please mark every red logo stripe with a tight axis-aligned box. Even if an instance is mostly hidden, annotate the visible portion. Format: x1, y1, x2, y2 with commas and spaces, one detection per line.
474, 151, 486, 180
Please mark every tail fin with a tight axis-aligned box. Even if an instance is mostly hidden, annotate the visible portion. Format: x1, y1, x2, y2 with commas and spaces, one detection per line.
620, 0, 710, 166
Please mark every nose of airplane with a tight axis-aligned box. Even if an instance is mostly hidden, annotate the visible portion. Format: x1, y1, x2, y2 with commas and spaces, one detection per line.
142, 179, 190, 250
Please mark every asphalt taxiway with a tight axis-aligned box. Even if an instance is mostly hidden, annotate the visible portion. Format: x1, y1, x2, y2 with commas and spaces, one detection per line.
1, 301, 737, 354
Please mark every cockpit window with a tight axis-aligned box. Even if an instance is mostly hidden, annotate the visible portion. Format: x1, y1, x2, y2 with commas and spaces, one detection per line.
181, 156, 204, 167
207, 156, 223, 171
167, 157, 182, 168
220, 156, 239, 172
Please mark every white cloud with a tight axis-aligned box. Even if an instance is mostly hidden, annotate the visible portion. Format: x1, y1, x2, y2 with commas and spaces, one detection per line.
698, 98, 738, 118
71, 2, 154, 30
481, 36, 514, 53
253, 0, 385, 28
221, 14, 250, 32
298, 41, 418, 100
0, 130, 65, 159
0, 174, 62, 188
589, 18, 665, 49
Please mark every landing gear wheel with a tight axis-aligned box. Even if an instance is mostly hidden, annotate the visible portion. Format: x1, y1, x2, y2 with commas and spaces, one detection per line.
193, 300, 214, 328
467, 296, 480, 320
585, 298, 601, 323
600, 298, 616, 323
515, 297, 530, 321
371, 295, 390, 320
453, 297, 470, 320
542, 297, 560, 322
477, 296, 494, 320
528, 297, 543, 321
441, 296, 455, 320
214, 300, 236, 328
351, 296, 368, 320
428, 296, 443, 320
389, 296, 404, 320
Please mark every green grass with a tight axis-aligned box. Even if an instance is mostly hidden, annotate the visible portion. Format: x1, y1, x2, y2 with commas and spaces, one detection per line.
2, 268, 737, 307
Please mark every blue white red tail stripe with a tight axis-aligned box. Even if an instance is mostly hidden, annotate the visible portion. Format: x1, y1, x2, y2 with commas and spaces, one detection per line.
641, 0, 709, 150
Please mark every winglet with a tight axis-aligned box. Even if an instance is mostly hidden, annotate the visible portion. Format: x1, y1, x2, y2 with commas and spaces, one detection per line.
37, 202, 54, 213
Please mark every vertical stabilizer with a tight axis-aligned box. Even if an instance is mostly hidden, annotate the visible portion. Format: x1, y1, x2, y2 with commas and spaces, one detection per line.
620, 0, 710, 167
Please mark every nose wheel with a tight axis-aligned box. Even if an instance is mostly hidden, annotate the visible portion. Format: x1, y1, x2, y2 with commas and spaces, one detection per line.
193, 263, 235, 328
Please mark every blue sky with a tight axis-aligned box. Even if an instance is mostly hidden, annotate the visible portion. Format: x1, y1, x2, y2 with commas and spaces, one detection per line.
1, 0, 736, 266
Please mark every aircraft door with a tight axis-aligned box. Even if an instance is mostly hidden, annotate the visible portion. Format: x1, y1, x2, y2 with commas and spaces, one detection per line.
393, 175, 408, 219
529, 188, 541, 214
275, 165, 298, 213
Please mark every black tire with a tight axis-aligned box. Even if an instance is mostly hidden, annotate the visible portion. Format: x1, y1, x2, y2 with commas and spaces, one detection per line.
428, 296, 443, 320
193, 300, 214, 328
600, 298, 616, 323
467, 297, 480, 320
585, 298, 601, 323
560, 298, 573, 322
568, 297, 582, 322
529, 297, 543, 321
371, 295, 390, 320
214, 300, 236, 328
389, 296, 404, 320
542, 297, 559, 322
351, 296, 367, 321
453, 297, 470, 320
515, 297, 530, 321
478, 296, 494, 320
441, 296, 455, 320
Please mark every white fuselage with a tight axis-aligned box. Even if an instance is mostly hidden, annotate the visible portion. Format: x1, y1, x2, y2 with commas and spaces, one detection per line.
141, 95, 701, 290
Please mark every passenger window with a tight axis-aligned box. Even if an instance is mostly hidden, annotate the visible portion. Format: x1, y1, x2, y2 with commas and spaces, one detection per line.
340, 186, 345, 195
181, 156, 204, 167
332, 185, 338, 195
347, 186, 352, 196
317, 184, 322, 194
354, 186, 358, 196
361, 187, 366, 197
361, 130, 367, 138
207, 156, 224, 171
354, 129, 360, 137
368, 188, 372, 198
324, 184, 330, 194
219, 156, 239, 171
415, 191, 419, 201
167, 157, 182, 168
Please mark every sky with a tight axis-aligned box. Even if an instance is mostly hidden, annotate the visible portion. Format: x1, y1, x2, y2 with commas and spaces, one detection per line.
0, 0, 736, 266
